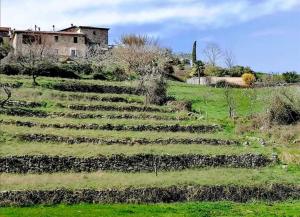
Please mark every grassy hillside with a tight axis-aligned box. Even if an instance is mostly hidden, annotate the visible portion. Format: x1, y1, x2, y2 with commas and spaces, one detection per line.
0, 74, 299, 215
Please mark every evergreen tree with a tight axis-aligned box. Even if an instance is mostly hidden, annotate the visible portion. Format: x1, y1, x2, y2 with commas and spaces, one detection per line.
192, 41, 197, 65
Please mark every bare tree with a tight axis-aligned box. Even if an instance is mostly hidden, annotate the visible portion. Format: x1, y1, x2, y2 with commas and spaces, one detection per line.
203, 43, 222, 66
0, 84, 12, 108
111, 34, 170, 105
9, 32, 58, 86
112, 34, 168, 76
224, 83, 236, 118
223, 49, 235, 69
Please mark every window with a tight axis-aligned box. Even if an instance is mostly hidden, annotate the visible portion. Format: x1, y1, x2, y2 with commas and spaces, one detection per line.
0, 37, 3, 44
54, 49, 59, 55
73, 37, 78, 43
54, 36, 59, 42
93, 31, 96, 35
70, 49, 77, 57
22, 34, 41, 44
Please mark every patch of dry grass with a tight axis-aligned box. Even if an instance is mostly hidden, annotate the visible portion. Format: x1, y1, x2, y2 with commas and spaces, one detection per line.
1, 166, 299, 191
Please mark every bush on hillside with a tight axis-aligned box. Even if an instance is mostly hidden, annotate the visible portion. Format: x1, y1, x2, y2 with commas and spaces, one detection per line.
242, 73, 256, 87
282, 71, 299, 83
204, 65, 227, 77
0, 64, 21, 75
36, 62, 80, 79
213, 80, 240, 88
163, 62, 174, 74
139, 73, 168, 105
228, 66, 253, 77
266, 90, 300, 125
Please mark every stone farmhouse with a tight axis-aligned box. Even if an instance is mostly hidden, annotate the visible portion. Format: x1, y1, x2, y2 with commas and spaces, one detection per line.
0, 25, 109, 57
0, 27, 11, 44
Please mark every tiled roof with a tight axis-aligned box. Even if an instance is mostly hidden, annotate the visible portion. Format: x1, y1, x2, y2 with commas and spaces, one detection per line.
13, 30, 85, 36
0, 27, 10, 32
60, 26, 109, 32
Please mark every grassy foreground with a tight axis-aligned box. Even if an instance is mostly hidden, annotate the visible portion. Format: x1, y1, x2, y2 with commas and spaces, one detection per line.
1, 201, 300, 217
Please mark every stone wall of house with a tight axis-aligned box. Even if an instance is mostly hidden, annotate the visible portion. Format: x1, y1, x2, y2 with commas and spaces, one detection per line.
12, 32, 87, 57
78, 28, 108, 46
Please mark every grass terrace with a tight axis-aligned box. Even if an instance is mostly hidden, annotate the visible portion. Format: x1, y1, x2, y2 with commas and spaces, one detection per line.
0, 74, 299, 212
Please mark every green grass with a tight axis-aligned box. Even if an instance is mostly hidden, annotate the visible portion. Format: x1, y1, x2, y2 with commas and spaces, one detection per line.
0, 125, 238, 140
0, 114, 207, 126
1, 201, 300, 217
1, 166, 299, 190
0, 74, 138, 88
10, 87, 145, 103
1, 75, 300, 215
0, 141, 270, 157
168, 82, 275, 120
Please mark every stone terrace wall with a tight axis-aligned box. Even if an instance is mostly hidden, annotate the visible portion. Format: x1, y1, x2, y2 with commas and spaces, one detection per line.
19, 133, 238, 145
0, 154, 272, 173
46, 82, 141, 95
1, 185, 299, 206
1, 120, 220, 133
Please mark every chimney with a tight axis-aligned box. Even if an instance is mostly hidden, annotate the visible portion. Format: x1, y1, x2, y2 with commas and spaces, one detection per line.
52, 25, 55, 31
34, 25, 37, 31
71, 23, 74, 27
38, 27, 41, 31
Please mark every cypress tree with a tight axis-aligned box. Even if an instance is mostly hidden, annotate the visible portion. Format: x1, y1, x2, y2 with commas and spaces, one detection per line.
192, 41, 197, 65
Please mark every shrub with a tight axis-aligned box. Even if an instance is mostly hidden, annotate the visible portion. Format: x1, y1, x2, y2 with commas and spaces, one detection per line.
178, 62, 185, 70
266, 90, 300, 125
215, 80, 228, 88
139, 73, 167, 105
228, 66, 253, 77
163, 62, 174, 74
37, 62, 80, 79
103, 66, 127, 81
282, 71, 299, 83
213, 80, 239, 88
0, 64, 21, 75
242, 73, 256, 87
204, 65, 227, 77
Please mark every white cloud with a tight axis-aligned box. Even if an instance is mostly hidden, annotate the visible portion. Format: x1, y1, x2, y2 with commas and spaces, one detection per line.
2, 0, 300, 30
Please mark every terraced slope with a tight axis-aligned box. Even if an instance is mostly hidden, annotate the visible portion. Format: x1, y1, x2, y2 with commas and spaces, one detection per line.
0, 75, 299, 208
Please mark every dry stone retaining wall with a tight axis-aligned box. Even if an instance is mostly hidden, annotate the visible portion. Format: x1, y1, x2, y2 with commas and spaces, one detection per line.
5, 100, 45, 108
68, 104, 174, 113
46, 82, 141, 95
0, 154, 272, 173
0, 108, 190, 120
1, 120, 220, 133
51, 93, 143, 104
1, 184, 299, 206
19, 133, 239, 145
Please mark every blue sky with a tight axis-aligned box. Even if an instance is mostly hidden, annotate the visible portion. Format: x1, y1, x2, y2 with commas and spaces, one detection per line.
2, 0, 300, 72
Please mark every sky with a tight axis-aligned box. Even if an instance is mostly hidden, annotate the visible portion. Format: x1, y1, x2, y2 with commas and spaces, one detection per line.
2, 0, 300, 73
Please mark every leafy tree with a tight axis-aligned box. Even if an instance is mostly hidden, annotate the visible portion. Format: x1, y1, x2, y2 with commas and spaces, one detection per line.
204, 64, 227, 77
282, 71, 299, 83
194, 60, 205, 83
228, 65, 253, 77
